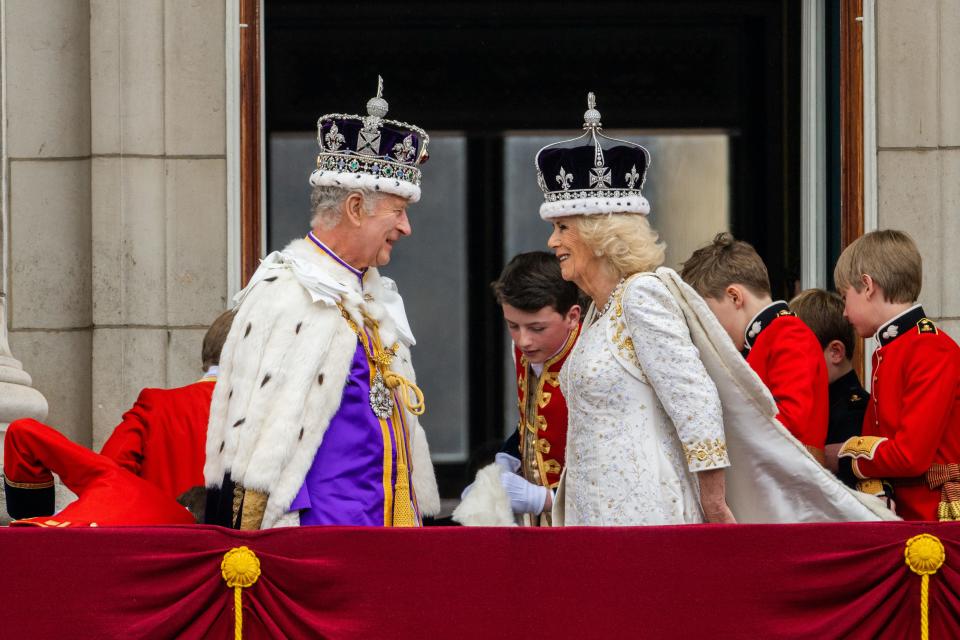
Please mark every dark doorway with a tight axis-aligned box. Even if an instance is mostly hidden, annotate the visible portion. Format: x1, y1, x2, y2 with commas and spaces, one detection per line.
264, 0, 802, 498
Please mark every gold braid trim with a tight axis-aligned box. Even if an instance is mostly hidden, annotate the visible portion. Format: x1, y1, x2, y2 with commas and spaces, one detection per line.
3, 477, 54, 490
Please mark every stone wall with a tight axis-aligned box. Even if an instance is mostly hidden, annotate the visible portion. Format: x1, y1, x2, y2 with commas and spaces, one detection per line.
3, 0, 228, 453
5, 0, 94, 446
87, 0, 228, 449
875, 0, 960, 334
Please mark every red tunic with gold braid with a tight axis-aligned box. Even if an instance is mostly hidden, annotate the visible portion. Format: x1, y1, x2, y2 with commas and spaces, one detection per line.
515, 325, 580, 490
839, 306, 960, 521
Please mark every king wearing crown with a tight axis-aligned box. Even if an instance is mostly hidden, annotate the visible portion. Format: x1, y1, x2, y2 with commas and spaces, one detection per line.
203, 78, 440, 529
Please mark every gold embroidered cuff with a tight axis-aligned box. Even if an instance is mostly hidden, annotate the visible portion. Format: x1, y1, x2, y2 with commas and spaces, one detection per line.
838, 435, 888, 460
683, 438, 730, 471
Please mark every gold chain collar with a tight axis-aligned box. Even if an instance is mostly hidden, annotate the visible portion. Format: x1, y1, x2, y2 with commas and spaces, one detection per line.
336, 303, 425, 416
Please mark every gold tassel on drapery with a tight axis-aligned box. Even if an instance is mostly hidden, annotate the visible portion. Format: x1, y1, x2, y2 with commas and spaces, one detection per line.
221, 546, 262, 640
904, 534, 946, 640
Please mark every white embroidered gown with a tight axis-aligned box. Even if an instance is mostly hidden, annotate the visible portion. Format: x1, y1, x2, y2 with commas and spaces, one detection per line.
559, 272, 730, 526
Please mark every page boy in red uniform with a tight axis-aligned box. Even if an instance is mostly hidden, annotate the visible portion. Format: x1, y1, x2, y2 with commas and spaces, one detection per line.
681, 233, 829, 461
829, 230, 960, 521
456, 252, 581, 526
3, 310, 234, 526
98, 309, 234, 500
790, 289, 870, 449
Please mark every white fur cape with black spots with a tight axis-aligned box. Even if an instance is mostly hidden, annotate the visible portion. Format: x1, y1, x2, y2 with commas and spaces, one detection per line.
203, 238, 440, 528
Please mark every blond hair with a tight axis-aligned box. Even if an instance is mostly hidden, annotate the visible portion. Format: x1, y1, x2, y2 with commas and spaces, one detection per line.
574, 213, 666, 278
833, 229, 921, 303
680, 232, 770, 298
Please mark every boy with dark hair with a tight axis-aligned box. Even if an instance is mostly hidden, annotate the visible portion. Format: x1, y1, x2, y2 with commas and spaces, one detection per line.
680, 233, 829, 461
456, 251, 581, 526
790, 288, 869, 451
830, 230, 960, 521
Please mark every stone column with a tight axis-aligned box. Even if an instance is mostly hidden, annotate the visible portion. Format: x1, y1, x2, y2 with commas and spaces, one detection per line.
0, 72, 48, 424
0, 308, 49, 429
89, 0, 228, 449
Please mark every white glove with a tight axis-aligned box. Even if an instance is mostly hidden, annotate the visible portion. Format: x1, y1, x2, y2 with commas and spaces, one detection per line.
494, 452, 521, 474
499, 470, 548, 515
460, 452, 523, 501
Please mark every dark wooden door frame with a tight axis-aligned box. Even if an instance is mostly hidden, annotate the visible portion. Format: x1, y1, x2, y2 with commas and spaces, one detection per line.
239, 0, 263, 287
840, 0, 866, 376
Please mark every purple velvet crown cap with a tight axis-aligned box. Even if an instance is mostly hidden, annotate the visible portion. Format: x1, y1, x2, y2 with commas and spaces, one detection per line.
535, 92, 651, 220
309, 76, 430, 203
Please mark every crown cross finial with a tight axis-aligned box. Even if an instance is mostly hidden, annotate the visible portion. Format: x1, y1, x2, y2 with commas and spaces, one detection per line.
376, 75, 384, 99
588, 92, 595, 110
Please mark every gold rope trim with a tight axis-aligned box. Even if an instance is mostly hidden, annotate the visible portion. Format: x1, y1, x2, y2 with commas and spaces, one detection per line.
905, 534, 946, 640
221, 547, 261, 640
383, 370, 425, 416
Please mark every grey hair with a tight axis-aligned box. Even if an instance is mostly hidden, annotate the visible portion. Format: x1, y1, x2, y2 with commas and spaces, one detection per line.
309, 185, 384, 230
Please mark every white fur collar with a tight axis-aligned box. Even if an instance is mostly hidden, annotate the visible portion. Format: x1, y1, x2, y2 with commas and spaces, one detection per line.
235, 238, 415, 347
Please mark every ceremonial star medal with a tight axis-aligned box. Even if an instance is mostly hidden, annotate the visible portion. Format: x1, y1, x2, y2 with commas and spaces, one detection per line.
369, 371, 394, 418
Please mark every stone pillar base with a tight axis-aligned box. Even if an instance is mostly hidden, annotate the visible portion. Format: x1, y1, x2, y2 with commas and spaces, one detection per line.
0, 354, 50, 525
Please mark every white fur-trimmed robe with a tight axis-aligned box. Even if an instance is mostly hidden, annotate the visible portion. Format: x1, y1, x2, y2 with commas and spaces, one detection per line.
203, 238, 440, 528
553, 268, 897, 524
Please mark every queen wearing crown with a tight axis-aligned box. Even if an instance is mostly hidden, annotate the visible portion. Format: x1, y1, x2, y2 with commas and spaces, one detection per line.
203, 78, 440, 529
538, 95, 735, 526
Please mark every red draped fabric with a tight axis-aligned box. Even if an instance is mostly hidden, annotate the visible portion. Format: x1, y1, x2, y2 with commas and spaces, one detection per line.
2, 522, 960, 639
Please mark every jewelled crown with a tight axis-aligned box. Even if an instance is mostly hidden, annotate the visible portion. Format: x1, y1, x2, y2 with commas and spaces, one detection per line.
535, 93, 651, 220
309, 76, 430, 203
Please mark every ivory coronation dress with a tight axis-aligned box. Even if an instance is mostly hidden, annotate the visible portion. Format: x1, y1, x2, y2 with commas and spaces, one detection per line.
557, 271, 730, 526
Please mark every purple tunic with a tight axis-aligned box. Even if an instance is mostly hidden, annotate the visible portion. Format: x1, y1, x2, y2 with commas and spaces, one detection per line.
289, 341, 387, 525
290, 232, 417, 526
